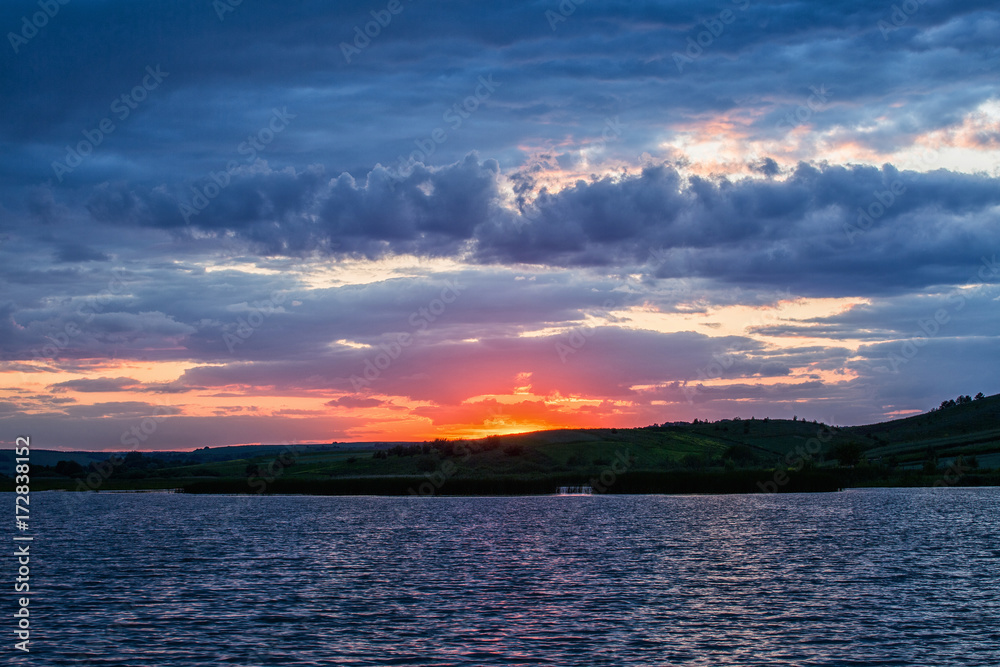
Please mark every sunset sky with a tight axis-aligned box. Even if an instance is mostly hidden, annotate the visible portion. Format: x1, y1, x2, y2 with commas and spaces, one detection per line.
1, 0, 998, 449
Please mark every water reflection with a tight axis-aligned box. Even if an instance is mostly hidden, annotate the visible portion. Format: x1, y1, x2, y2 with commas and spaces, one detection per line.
15, 488, 1000, 666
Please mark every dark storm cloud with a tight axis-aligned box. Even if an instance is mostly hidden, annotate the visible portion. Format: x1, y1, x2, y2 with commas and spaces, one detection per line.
3, 155, 997, 375
1, 0, 997, 192
2, 0, 997, 264
65, 156, 1000, 296
2, 0, 999, 431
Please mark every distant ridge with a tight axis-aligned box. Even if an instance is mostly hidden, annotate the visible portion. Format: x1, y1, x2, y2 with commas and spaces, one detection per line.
6, 393, 998, 494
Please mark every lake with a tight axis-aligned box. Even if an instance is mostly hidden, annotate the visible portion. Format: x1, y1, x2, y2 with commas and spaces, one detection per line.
12, 488, 1000, 666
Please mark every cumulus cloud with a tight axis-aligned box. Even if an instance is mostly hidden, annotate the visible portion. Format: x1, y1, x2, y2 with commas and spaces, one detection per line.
74, 156, 1000, 297
2, 0, 999, 438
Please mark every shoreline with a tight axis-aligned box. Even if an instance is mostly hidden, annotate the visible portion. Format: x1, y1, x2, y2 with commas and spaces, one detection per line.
9, 469, 1000, 496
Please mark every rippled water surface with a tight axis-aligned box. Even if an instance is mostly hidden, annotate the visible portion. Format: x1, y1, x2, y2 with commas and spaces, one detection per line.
13, 488, 1000, 666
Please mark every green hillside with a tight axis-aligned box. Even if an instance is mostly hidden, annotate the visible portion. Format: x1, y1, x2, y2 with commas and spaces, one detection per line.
842, 393, 1000, 468
8, 393, 1000, 494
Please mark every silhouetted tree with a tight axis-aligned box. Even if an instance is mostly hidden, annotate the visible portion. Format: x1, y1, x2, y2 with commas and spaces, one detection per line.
54, 460, 85, 477
724, 444, 756, 465
831, 441, 864, 467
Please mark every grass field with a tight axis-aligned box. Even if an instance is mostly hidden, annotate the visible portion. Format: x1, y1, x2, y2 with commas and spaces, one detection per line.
6, 393, 999, 494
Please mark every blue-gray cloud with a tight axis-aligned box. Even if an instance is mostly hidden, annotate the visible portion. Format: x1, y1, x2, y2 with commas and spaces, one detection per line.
3, 0, 1000, 432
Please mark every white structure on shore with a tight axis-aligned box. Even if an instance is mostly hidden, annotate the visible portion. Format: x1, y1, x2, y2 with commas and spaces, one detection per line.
557, 486, 593, 495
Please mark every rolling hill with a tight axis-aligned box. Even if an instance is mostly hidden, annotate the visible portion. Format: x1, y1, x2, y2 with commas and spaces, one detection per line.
7, 392, 999, 494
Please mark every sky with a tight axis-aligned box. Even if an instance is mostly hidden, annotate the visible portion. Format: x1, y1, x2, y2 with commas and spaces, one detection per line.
1, 0, 998, 449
